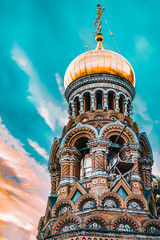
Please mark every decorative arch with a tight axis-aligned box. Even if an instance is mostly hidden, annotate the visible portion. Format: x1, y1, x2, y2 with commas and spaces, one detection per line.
66, 119, 76, 131
72, 94, 81, 102
74, 193, 99, 212
111, 212, 141, 232
100, 191, 124, 209
84, 213, 109, 230
37, 233, 44, 240
44, 225, 51, 237
92, 88, 106, 94
123, 117, 132, 126
132, 122, 139, 135
44, 207, 50, 224
143, 219, 160, 233
149, 200, 157, 217
61, 123, 97, 147
125, 194, 148, 211
100, 120, 138, 143
109, 113, 121, 122
117, 91, 127, 99
49, 138, 60, 164
52, 212, 82, 234
77, 113, 90, 123
51, 199, 74, 218
139, 132, 153, 159
106, 88, 117, 95
81, 89, 93, 97
92, 112, 105, 120
37, 216, 44, 232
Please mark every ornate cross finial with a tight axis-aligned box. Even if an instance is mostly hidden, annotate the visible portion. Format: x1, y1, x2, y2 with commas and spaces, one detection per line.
94, 4, 105, 34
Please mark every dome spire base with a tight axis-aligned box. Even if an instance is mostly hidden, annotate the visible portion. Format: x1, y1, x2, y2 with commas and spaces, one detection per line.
96, 33, 104, 50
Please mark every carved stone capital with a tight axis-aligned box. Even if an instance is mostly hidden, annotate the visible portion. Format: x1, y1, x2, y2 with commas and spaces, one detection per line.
120, 142, 142, 153
48, 163, 60, 174
57, 146, 82, 159
87, 138, 112, 150
139, 157, 154, 166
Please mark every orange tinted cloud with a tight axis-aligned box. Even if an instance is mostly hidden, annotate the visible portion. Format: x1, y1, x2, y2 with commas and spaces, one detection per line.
0, 117, 50, 239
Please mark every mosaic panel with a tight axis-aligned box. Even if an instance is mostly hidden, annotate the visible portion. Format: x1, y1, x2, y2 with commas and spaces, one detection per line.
61, 223, 77, 232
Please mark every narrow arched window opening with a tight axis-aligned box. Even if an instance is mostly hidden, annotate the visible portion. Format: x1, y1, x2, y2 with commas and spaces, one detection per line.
74, 137, 92, 180
108, 92, 114, 110
75, 97, 80, 117
84, 93, 90, 112
119, 95, 124, 114
96, 92, 102, 109
68, 103, 72, 117
127, 100, 131, 115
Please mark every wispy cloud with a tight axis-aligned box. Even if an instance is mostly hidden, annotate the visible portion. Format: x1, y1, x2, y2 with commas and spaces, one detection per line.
134, 95, 151, 122
55, 73, 65, 96
28, 139, 49, 160
11, 44, 68, 132
135, 36, 153, 62
0, 116, 50, 239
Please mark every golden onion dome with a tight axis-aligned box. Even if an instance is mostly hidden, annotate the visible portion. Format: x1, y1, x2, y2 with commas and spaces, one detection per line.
64, 34, 135, 89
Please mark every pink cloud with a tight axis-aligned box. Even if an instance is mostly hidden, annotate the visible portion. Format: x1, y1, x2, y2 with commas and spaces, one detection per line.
0, 117, 50, 239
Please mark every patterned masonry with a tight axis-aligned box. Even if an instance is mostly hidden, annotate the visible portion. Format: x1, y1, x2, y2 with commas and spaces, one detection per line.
37, 9, 160, 240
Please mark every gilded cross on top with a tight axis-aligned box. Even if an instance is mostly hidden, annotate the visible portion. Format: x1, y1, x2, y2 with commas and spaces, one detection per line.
94, 4, 105, 34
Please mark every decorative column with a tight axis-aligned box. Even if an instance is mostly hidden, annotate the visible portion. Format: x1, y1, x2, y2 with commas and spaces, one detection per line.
57, 147, 82, 199
68, 105, 72, 119
139, 157, 153, 190
124, 99, 129, 116
90, 94, 95, 112
120, 143, 143, 195
79, 96, 84, 114
87, 138, 111, 174
129, 103, 133, 119
103, 94, 108, 111
115, 95, 120, 113
71, 101, 76, 119
48, 162, 61, 195
58, 147, 82, 184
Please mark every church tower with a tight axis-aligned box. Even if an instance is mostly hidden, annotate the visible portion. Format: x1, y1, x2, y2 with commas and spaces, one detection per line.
37, 5, 160, 240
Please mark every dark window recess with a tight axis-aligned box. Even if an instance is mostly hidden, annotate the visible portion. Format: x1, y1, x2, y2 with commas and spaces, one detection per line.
84, 93, 90, 111
108, 92, 114, 110
75, 98, 80, 117
119, 95, 124, 114
96, 92, 102, 109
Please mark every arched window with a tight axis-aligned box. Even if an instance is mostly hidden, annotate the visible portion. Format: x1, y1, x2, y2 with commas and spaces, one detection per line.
127, 100, 131, 115
75, 97, 80, 117
96, 91, 102, 109
74, 137, 92, 180
80, 152, 92, 179
84, 93, 90, 112
68, 103, 72, 117
119, 95, 124, 114
108, 92, 114, 110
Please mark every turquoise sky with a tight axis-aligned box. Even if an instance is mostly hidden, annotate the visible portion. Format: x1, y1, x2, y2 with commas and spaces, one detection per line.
0, 1, 160, 239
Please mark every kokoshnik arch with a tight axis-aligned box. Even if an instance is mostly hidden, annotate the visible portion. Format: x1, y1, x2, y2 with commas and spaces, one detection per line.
37, 4, 160, 240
